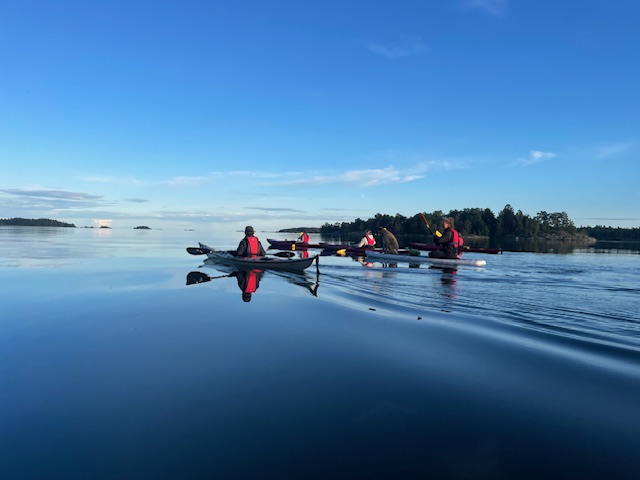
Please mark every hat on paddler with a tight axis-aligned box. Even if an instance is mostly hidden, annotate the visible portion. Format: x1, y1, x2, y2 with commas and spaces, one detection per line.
244, 226, 255, 235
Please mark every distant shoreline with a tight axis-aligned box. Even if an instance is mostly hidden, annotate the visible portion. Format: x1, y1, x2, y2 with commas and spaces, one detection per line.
0, 218, 76, 228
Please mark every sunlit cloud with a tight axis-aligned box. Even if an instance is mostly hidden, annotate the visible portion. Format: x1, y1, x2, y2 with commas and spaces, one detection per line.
92, 218, 113, 228
364, 36, 428, 58
596, 142, 633, 159
0, 188, 111, 216
165, 176, 209, 186
245, 206, 306, 213
457, 0, 508, 16
80, 175, 145, 185
270, 161, 460, 187
515, 150, 557, 166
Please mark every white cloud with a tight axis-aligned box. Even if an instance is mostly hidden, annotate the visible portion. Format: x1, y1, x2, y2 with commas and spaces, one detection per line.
165, 176, 209, 186
80, 175, 145, 185
516, 150, 557, 166
596, 142, 633, 159
457, 0, 507, 16
93, 219, 113, 228
364, 36, 428, 58
272, 165, 431, 187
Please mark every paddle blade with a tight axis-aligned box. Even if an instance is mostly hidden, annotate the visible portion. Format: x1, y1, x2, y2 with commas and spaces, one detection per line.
186, 271, 211, 285
187, 247, 207, 255
336, 249, 347, 255
273, 251, 295, 258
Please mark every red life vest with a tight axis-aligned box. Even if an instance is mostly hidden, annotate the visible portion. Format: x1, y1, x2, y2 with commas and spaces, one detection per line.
452, 229, 463, 248
245, 270, 259, 294
247, 236, 260, 256
300, 233, 309, 243
366, 234, 375, 246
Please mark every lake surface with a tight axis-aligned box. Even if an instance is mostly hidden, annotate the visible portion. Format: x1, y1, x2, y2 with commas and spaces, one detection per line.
1, 226, 639, 479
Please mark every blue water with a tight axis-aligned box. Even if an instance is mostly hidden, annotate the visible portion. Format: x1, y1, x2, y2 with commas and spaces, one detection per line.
1, 227, 639, 479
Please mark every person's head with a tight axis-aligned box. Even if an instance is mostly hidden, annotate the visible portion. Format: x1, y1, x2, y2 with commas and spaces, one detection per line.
244, 226, 255, 236
242, 292, 252, 302
365, 229, 372, 235
443, 217, 454, 229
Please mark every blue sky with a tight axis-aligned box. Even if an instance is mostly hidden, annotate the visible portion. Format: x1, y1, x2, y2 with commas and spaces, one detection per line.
1, 0, 638, 230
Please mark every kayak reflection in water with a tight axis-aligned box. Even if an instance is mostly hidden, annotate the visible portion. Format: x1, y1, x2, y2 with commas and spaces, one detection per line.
186, 267, 320, 301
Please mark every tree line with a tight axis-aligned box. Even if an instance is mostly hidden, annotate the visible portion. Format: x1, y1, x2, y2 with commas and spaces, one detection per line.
318, 205, 638, 240
0, 218, 76, 227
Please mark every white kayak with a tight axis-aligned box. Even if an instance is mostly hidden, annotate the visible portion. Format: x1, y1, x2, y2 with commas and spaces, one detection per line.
365, 250, 487, 267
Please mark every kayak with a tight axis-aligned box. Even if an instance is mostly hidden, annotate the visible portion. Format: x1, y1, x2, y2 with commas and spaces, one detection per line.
408, 242, 502, 255
266, 239, 323, 250
318, 242, 414, 256
365, 250, 487, 267
199, 243, 318, 272
268, 239, 413, 256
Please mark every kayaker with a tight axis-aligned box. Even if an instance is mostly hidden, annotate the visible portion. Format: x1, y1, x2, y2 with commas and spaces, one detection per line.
428, 217, 461, 259
298, 231, 310, 243
355, 229, 376, 248
237, 226, 266, 257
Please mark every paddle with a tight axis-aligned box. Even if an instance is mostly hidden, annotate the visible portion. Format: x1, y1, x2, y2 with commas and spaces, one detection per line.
187, 246, 296, 258
273, 251, 296, 258
186, 247, 209, 255
186, 271, 231, 285
419, 213, 442, 237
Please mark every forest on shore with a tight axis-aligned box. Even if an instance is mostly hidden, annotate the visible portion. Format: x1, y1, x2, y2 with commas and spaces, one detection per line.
282, 205, 639, 242
0, 218, 76, 227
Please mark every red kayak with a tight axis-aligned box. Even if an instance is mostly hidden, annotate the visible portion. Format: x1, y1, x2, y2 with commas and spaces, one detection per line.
267, 239, 323, 250
408, 242, 502, 254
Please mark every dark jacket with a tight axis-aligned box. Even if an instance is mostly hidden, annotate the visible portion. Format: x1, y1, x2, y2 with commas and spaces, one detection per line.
237, 236, 266, 257
433, 228, 458, 259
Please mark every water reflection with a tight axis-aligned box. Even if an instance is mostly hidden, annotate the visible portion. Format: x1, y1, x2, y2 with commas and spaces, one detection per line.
186, 268, 264, 302
186, 261, 320, 302
434, 266, 458, 300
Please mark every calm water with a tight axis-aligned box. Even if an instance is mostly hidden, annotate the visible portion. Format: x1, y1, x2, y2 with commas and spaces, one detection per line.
1, 227, 639, 479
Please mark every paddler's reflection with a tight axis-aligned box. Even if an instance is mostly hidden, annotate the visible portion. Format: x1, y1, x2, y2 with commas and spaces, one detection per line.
236, 269, 263, 302
434, 266, 457, 299
354, 255, 374, 268
186, 267, 320, 301
185, 269, 263, 302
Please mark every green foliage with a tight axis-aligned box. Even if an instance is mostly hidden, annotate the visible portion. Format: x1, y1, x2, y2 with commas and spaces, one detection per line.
579, 226, 640, 241
0, 217, 76, 227
319, 205, 606, 239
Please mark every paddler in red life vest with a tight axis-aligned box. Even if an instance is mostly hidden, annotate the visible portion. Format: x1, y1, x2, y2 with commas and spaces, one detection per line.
355, 229, 376, 248
297, 231, 310, 243
237, 226, 266, 258
428, 217, 462, 259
